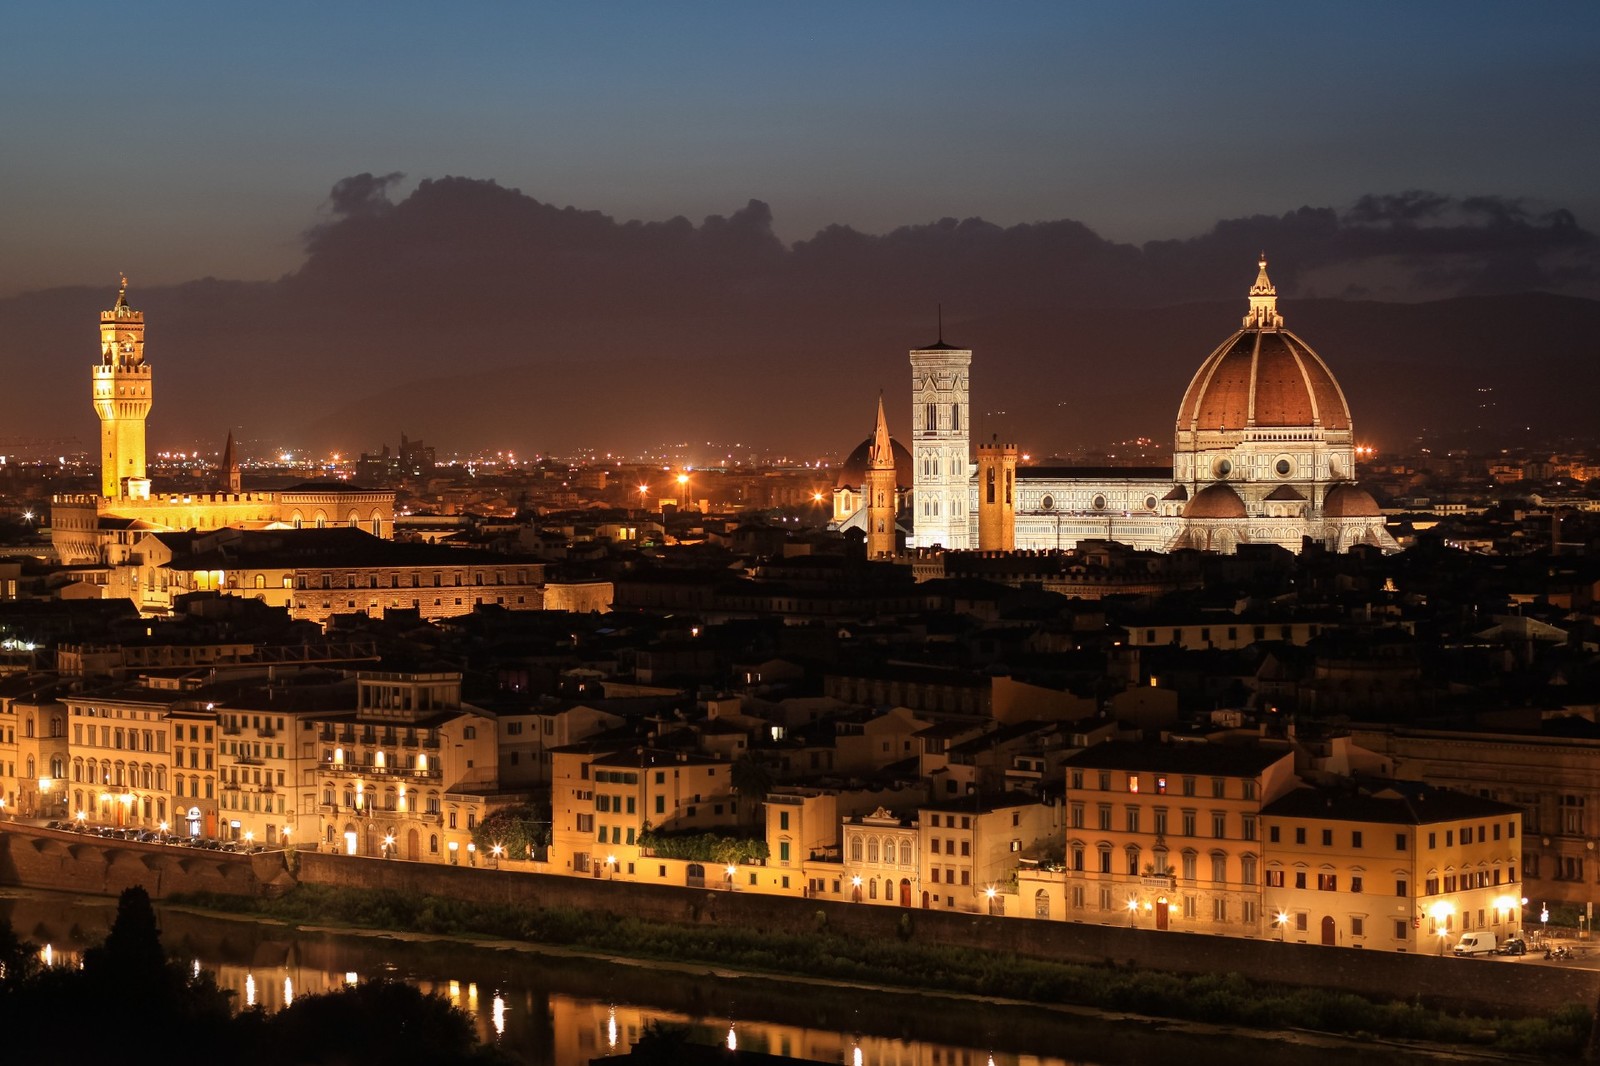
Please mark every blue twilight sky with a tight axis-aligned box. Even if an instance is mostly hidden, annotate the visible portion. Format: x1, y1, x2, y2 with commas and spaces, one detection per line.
3, 1, 1596, 297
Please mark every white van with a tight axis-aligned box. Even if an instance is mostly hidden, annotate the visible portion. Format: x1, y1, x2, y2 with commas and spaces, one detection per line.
1453, 932, 1497, 956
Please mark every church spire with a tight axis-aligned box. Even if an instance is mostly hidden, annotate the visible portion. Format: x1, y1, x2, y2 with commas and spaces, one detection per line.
220, 430, 241, 494
864, 393, 898, 559
869, 391, 894, 471
1243, 253, 1284, 329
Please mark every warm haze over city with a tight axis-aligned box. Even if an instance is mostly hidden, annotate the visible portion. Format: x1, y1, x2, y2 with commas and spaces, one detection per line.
4, 2, 1598, 465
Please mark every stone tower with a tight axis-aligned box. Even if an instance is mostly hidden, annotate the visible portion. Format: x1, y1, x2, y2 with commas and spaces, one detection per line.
93, 276, 152, 500
865, 394, 898, 559
909, 332, 972, 549
976, 436, 1018, 551
220, 430, 242, 494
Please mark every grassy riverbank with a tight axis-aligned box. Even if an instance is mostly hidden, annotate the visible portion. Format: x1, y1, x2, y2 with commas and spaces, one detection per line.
171, 884, 1591, 1059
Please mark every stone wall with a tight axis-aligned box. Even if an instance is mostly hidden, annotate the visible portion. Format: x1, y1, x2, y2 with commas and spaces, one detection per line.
0, 825, 288, 900
3, 821, 1590, 1022
294, 851, 1600, 1018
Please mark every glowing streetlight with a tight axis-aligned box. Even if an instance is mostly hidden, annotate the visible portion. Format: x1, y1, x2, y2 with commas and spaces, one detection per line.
1430, 901, 1455, 955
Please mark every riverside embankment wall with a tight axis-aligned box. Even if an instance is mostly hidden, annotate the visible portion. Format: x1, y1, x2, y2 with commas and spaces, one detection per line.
295, 850, 1600, 1018
3, 823, 1594, 1019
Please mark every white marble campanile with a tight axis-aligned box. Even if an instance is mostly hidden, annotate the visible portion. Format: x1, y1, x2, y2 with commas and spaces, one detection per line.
908, 336, 972, 549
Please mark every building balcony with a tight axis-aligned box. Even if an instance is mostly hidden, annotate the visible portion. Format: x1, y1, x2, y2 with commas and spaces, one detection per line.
321, 763, 442, 781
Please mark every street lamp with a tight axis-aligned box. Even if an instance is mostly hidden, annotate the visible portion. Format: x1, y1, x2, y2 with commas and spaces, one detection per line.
1430, 901, 1454, 955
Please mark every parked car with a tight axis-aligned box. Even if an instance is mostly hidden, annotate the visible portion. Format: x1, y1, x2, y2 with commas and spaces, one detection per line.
1454, 932, 1498, 956
1497, 936, 1527, 956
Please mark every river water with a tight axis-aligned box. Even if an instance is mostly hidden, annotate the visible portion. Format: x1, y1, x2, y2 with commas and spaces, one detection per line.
0, 889, 1448, 1065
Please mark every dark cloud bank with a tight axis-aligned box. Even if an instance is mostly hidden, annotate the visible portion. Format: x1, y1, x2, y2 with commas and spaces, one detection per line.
8, 176, 1599, 459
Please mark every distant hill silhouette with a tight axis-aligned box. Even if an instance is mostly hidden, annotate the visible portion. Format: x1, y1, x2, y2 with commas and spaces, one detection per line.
6, 176, 1596, 459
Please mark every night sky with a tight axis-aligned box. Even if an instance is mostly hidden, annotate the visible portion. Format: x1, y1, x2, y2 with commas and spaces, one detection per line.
4, 3, 1598, 457
8, 2, 1596, 295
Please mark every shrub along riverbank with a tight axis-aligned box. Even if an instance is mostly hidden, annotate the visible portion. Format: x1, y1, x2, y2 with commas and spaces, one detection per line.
171, 884, 1592, 1059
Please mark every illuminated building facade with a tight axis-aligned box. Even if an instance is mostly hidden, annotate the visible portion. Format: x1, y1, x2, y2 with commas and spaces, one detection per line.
305, 672, 497, 862
1260, 784, 1523, 952
1046, 741, 1299, 936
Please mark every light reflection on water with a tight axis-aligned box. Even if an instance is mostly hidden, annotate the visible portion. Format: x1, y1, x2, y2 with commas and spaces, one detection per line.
192, 953, 1066, 1066
26, 927, 1067, 1066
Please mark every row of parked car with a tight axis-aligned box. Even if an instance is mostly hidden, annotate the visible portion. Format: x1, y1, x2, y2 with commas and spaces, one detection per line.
43, 820, 263, 853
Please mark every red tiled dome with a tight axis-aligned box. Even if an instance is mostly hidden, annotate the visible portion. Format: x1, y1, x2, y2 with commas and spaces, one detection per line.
834, 436, 912, 489
1184, 482, 1247, 519
1178, 330, 1351, 431
1322, 483, 1382, 517
1177, 257, 1351, 433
